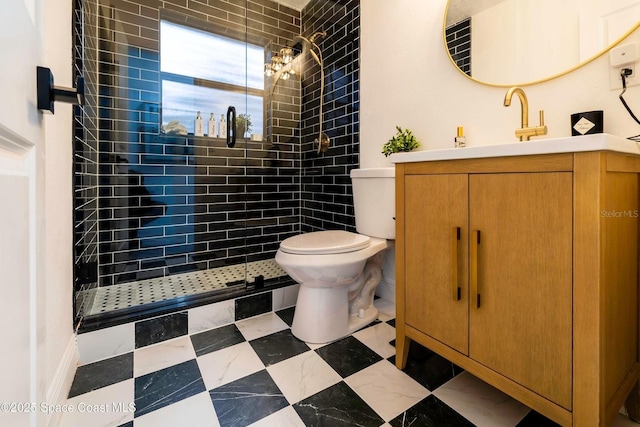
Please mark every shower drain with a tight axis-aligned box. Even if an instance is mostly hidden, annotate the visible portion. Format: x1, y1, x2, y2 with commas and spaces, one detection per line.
82, 259, 287, 316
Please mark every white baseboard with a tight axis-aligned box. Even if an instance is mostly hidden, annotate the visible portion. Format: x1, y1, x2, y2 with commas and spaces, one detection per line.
46, 335, 78, 427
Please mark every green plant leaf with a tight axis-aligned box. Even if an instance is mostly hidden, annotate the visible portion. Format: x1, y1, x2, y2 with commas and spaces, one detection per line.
382, 126, 421, 157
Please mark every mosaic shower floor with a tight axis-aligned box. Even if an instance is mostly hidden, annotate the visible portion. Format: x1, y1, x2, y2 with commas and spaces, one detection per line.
81, 259, 287, 316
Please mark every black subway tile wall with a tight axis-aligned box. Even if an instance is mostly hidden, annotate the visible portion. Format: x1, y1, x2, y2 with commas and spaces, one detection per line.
73, 0, 361, 309
445, 17, 471, 76
76, 0, 304, 288
300, 0, 359, 233
73, 0, 100, 303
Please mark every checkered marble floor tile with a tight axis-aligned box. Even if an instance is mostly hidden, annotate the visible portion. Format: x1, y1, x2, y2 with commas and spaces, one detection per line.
60, 300, 640, 427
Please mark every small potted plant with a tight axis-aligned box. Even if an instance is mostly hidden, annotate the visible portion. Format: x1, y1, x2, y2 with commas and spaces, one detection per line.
382, 126, 420, 157
236, 113, 252, 138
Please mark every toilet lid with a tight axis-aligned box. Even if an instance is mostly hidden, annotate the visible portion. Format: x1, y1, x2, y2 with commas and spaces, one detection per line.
280, 230, 371, 255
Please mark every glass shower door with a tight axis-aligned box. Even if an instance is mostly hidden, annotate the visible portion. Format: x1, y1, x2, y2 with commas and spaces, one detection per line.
159, 9, 254, 293
74, 0, 298, 325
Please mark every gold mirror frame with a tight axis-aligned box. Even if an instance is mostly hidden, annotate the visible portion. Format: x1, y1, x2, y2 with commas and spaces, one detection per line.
443, 0, 640, 87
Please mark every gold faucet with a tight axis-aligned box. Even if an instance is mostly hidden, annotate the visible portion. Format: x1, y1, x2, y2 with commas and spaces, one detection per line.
503, 87, 547, 141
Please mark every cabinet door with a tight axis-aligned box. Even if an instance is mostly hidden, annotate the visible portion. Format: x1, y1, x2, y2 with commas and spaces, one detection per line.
405, 174, 469, 354
469, 173, 572, 409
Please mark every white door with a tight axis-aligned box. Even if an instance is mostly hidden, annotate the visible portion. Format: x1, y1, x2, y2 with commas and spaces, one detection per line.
0, 0, 45, 426
579, 0, 640, 61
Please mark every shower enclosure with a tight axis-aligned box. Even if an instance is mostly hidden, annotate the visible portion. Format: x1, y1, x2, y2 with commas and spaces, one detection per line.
72, 0, 361, 331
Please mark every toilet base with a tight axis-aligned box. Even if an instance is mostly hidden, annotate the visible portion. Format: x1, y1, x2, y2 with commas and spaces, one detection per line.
291, 285, 378, 344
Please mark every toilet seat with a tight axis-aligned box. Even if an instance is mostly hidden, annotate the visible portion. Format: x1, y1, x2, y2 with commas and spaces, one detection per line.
279, 230, 371, 255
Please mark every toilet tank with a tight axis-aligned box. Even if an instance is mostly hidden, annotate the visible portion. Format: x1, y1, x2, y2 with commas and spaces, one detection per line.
350, 168, 395, 239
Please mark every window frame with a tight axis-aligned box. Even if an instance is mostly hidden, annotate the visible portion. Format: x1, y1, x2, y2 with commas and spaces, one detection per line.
158, 12, 267, 137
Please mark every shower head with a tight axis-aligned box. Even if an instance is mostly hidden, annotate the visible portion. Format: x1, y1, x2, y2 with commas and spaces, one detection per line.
294, 30, 327, 48
292, 30, 326, 68
309, 31, 327, 44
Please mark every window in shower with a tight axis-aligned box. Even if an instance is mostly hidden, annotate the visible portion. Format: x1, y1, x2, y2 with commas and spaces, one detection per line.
160, 20, 264, 137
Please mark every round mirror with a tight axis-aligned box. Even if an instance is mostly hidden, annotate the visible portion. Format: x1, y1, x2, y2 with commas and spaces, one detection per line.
444, 0, 640, 86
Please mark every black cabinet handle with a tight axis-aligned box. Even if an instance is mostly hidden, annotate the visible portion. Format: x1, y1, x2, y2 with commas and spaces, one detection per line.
226, 106, 236, 148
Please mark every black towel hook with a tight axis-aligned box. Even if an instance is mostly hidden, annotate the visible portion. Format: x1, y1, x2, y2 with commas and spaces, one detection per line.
37, 66, 85, 113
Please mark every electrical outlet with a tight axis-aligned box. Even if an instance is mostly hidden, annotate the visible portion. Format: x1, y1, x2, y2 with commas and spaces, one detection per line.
610, 64, 639, 90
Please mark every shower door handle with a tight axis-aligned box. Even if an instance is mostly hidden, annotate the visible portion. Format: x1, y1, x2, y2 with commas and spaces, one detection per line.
226, 106, 236, 148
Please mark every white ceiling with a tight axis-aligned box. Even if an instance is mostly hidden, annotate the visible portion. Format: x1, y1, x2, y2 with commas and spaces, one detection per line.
275, 0, 313, 11
446, 0, 508, 26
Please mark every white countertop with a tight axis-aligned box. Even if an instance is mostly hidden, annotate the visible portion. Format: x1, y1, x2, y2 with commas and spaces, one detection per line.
389, 133, 640, 163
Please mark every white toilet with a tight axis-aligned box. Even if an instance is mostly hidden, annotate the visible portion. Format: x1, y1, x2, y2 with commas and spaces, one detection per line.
275, 167, 395, 344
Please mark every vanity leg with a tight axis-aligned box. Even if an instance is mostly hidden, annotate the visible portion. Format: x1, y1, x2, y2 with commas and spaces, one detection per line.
626, 381, 640, 423
395, 335, 411, 369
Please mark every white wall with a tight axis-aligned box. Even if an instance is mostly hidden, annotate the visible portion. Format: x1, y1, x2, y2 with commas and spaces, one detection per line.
41, 1, 77, 425
360, 0, 640, 168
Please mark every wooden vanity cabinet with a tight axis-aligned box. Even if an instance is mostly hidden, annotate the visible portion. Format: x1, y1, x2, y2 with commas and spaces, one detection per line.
395, 152, 640, 427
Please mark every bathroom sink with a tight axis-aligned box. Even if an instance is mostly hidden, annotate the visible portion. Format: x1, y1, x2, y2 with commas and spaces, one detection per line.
389, 133, 640, 163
